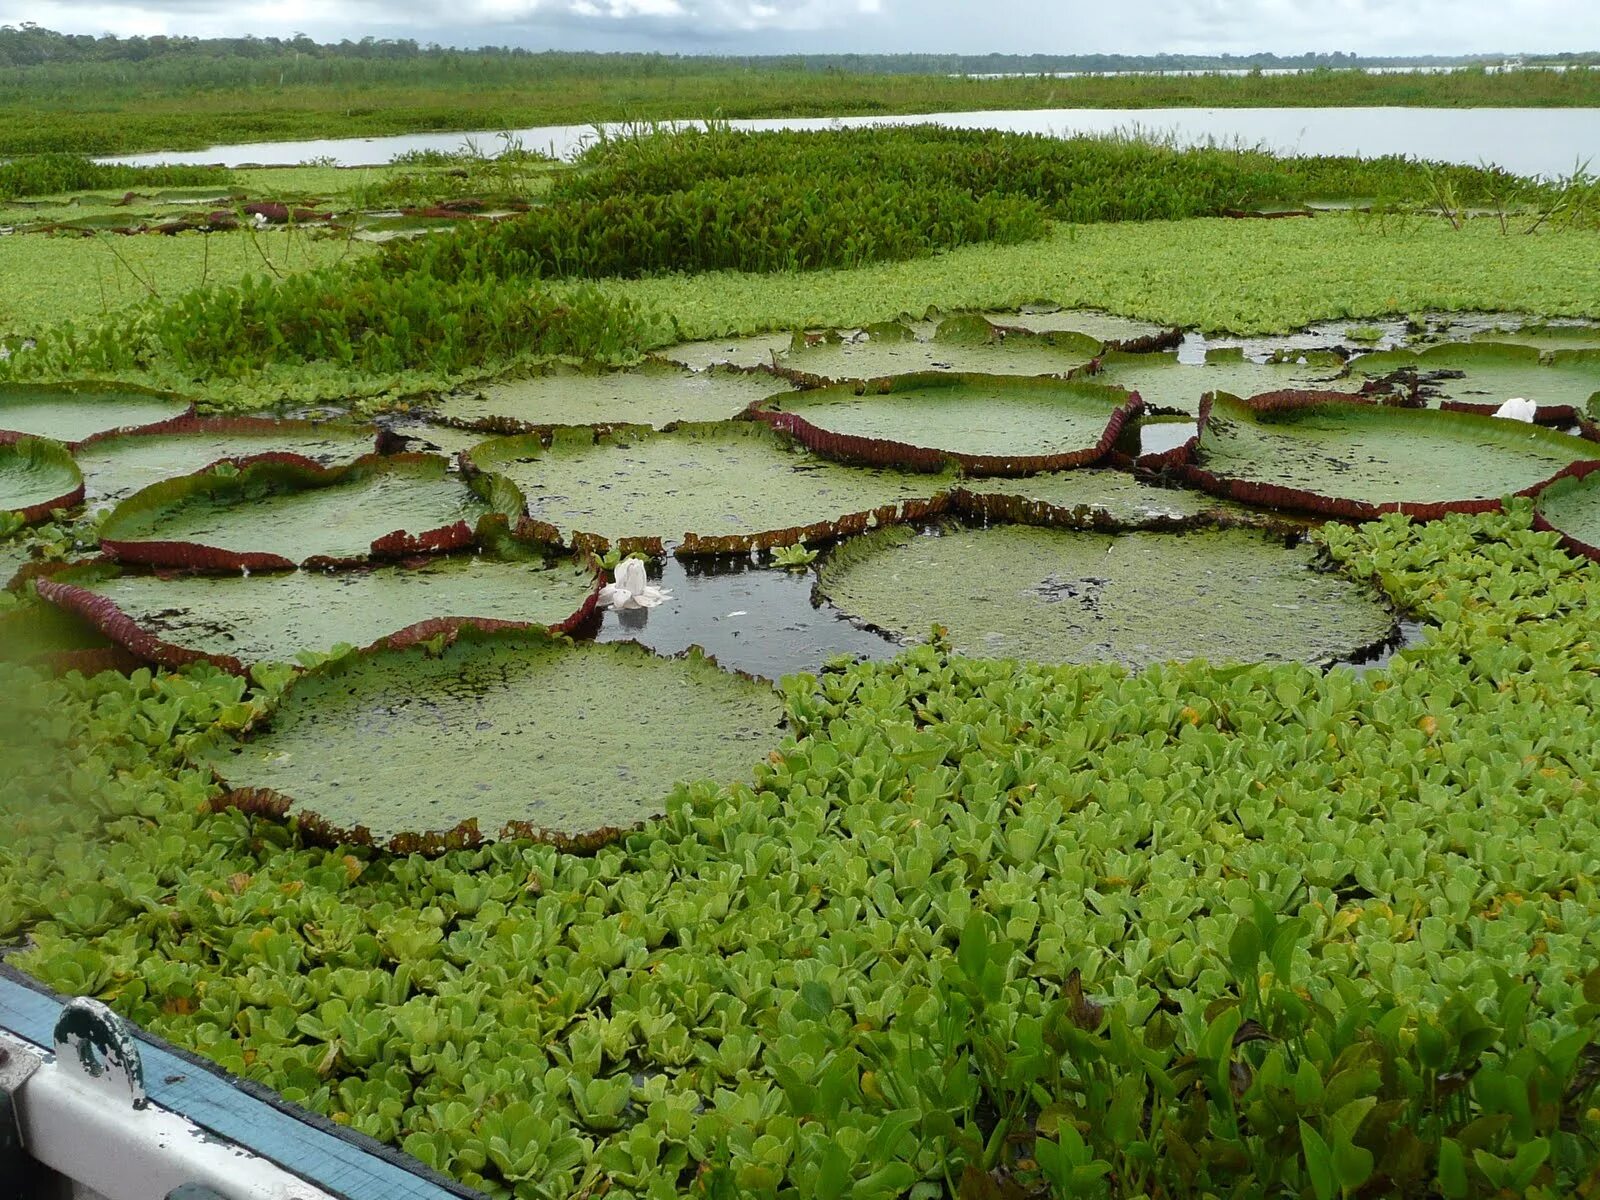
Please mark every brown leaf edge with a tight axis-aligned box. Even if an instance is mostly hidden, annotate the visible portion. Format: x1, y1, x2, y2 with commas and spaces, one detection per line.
1531, 459, 1600, 564
33, 554, 603, 676
99, 451, 504, 571
745, 372, 1144, 477
1172, 390, 1600, 521
2, 436, 86, 524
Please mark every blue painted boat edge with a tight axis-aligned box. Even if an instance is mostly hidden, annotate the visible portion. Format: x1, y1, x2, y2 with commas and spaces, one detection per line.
0, 965, 487, 1200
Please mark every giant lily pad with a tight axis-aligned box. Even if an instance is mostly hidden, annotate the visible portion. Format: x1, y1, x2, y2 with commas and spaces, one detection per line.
816, 523, 1395, 668
0, 438, 84, 523
432, 361, 791, 432
467, 422, 953, 556
659, 333, 795, 371
36, 553, 600, 672
0, 383, 191, 448
1468, 323, 1600, 354
749, 373, 1140, 474
1533, 464, 1600, 562
778, 318, 1100, 385
75, 418, 381, 510
980, 308, 1181, 352
950, 469, 1262, 531
1180, 392, 1598, 519
197, 631, 784, 851
1090, 349, 1368, 415
99, 453, 517, 570
1350, 343, 1600, 421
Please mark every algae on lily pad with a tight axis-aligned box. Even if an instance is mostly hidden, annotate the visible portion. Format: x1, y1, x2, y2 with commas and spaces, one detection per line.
1091, 349, 1366, 415
198, 631, 784, 849
0, 383, 190, 448
1185, 392, 1597, 518
751, 373, 1138, 473
36, 553, 600, 671
468, 422, 952, 555
817, 523, 1394, 668
0, 438, 83, 523
1350, 343, 1600, 419
1534, 466, 1600, 562
99, 453, 511, 570
780, 319, 1099, 384
432, 360, 792, 432
75, 418, 380, 510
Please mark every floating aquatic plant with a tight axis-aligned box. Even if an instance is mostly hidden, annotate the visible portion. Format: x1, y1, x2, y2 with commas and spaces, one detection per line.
0, 437, 83, 524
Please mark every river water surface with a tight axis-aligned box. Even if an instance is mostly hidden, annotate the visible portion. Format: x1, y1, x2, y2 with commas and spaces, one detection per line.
102, 106, 1600, 178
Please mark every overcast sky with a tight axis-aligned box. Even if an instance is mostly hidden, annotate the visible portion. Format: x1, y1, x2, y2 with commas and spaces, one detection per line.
18, 0, 1600, 57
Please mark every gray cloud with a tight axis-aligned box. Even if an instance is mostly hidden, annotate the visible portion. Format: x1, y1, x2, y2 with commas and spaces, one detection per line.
19, 0, 1598, 54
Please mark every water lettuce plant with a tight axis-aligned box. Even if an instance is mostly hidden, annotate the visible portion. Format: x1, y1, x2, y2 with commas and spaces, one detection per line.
1179, 391, 1598, 518
34, 552, 602, 673
466, 422, 953, 556
0, 437, 84, 524
2, 506, 1599, 1198
816, 521, 1396, 667
748, 373, 1139, 475
196, 629, 784, 849
98, 453, 519, 570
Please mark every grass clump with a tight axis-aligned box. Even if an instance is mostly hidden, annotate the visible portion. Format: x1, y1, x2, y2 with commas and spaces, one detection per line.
3, 506, 1600, 1198
0, 153, 233, 202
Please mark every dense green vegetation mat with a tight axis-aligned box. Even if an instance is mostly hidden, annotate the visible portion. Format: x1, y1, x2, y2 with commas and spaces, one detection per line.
2, 506, 1600, 1198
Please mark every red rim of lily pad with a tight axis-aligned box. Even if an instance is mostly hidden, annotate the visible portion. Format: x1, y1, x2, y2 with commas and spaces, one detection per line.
0, 381, 196, 450
1174, 390, 1599, 520
2, 437, 85, 524
1438, 400, 1582, 425
1531, 459, 1600, 563
99, 451, 524, 571
744, 372, 1144, 476
32, 557, 603, 675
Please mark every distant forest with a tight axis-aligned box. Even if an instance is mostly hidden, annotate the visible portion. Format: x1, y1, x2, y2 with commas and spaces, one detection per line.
2, 23, 1592, 72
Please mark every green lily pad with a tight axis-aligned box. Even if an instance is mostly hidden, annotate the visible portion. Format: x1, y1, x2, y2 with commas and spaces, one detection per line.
981, 308, 1179, 351
99, 453, 514, 570
0, 383, 191, 448
951, 468, 1259, 531
816, 523, 1395, 668
467, 422, 953, 555
1534, 466, 1600, 562
0, 438, 84, 523
1185, 392, 1597, 519
658, 333, 795, 371
196, 631, 784, 850
75, 418, 380, 510
1351, 343, 1600, 418
779, 318, 1100, 384
432, 361, 790, 432
1091, 349, 1366, 415
36, 553, 600, 671
751, 373, 1137, 473
1469, 323, 1600, 353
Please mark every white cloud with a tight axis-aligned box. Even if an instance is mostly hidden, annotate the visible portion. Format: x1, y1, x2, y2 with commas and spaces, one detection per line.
15, 0, 1598, 52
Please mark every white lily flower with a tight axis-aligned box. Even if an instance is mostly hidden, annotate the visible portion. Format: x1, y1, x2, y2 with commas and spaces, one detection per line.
251, 212, 270, 230
1494, 397, 1537, 422
599, 557, 673, 611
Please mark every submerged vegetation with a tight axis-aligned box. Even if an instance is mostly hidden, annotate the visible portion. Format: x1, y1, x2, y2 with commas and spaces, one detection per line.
3, 96, 1600, 1200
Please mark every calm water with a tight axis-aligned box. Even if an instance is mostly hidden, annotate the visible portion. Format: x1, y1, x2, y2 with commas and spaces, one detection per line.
102, 106, 1600, 178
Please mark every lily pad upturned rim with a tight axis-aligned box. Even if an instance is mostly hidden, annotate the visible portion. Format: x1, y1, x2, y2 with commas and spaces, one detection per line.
468, 421, 952, 559
98, 451, 522, 571
1531, 460, 1600, 563
0, 380, 196, 450
1, 436, 85, 524
744, 371, 1145, 476
32, 555, 604, 675
1178, 390, 1600, 521
200, 627, 780, 857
